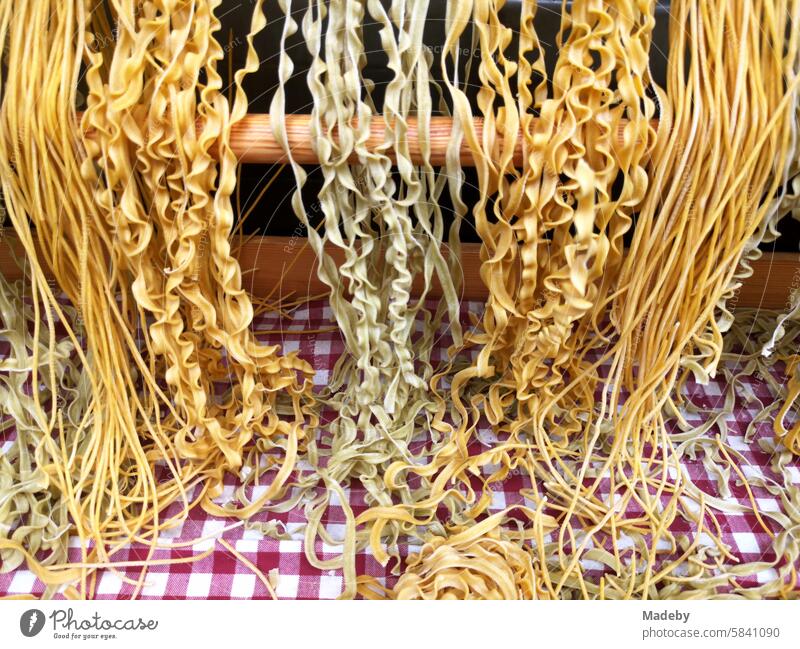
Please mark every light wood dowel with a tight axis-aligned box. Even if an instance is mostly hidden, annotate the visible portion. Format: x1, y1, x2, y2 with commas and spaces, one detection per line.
226, 114, 515, 166
224, 114, 653, 166
81, 113, 649, 166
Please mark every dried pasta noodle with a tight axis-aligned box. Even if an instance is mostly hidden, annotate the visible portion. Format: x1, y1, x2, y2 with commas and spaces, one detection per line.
363, 0, 667, 598
269, 0, 469, 595
361, 0, 800, 599
760, 0, 800, 360
609, 0, 800, 596
757, 0, 800, 456
81, 0, 316, 512
0, 271, 89, 597
0, 0, 314, 595
0, 0, 182, 594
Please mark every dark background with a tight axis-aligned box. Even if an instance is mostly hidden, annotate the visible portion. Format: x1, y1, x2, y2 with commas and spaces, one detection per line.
184, 1, 800, 251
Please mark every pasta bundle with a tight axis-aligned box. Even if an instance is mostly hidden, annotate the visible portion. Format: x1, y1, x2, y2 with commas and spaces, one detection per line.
360, 0, 800, 598
270, 0, 469, 592
0, 273, 87, 590
357, 508, 558, 600
80, 0, 316, 514
0, 0, 314, 594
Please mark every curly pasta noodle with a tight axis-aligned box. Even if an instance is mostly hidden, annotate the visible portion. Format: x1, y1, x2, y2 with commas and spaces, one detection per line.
270, 0, 469, 595
359, 0, 800, 599
357, 508, 557, 600
0, 272, 88, 596
0, 0, 314, 595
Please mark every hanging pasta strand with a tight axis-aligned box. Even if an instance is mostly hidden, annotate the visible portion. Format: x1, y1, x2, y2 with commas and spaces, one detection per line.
80, 0, 316, 513
0, 0, 184, 590
361, 0, 800, 599
755, 0, 800, 455
270, 0, 468, 593
0, 0, 315, 594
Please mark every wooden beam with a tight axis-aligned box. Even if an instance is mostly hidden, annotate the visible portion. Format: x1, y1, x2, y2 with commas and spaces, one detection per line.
1, 233, 796, 308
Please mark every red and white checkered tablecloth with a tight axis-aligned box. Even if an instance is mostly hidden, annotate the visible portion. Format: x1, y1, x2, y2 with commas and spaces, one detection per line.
1, 299, 799, 599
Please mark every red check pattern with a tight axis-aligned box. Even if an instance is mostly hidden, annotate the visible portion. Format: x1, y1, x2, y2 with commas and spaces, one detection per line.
1, 299, 799, 599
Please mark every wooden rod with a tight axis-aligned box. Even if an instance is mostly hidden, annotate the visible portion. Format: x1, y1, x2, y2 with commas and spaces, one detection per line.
81, 114, 643, 166
226, 114, 650, 166
1, 233, 796, 308
226, 114, 517, 166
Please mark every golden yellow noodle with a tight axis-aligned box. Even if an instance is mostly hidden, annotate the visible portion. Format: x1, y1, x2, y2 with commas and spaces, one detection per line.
0, 0, 314, 596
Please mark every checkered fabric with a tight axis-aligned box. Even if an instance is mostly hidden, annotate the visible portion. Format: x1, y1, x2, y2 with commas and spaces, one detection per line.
1, 299, 799, 599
